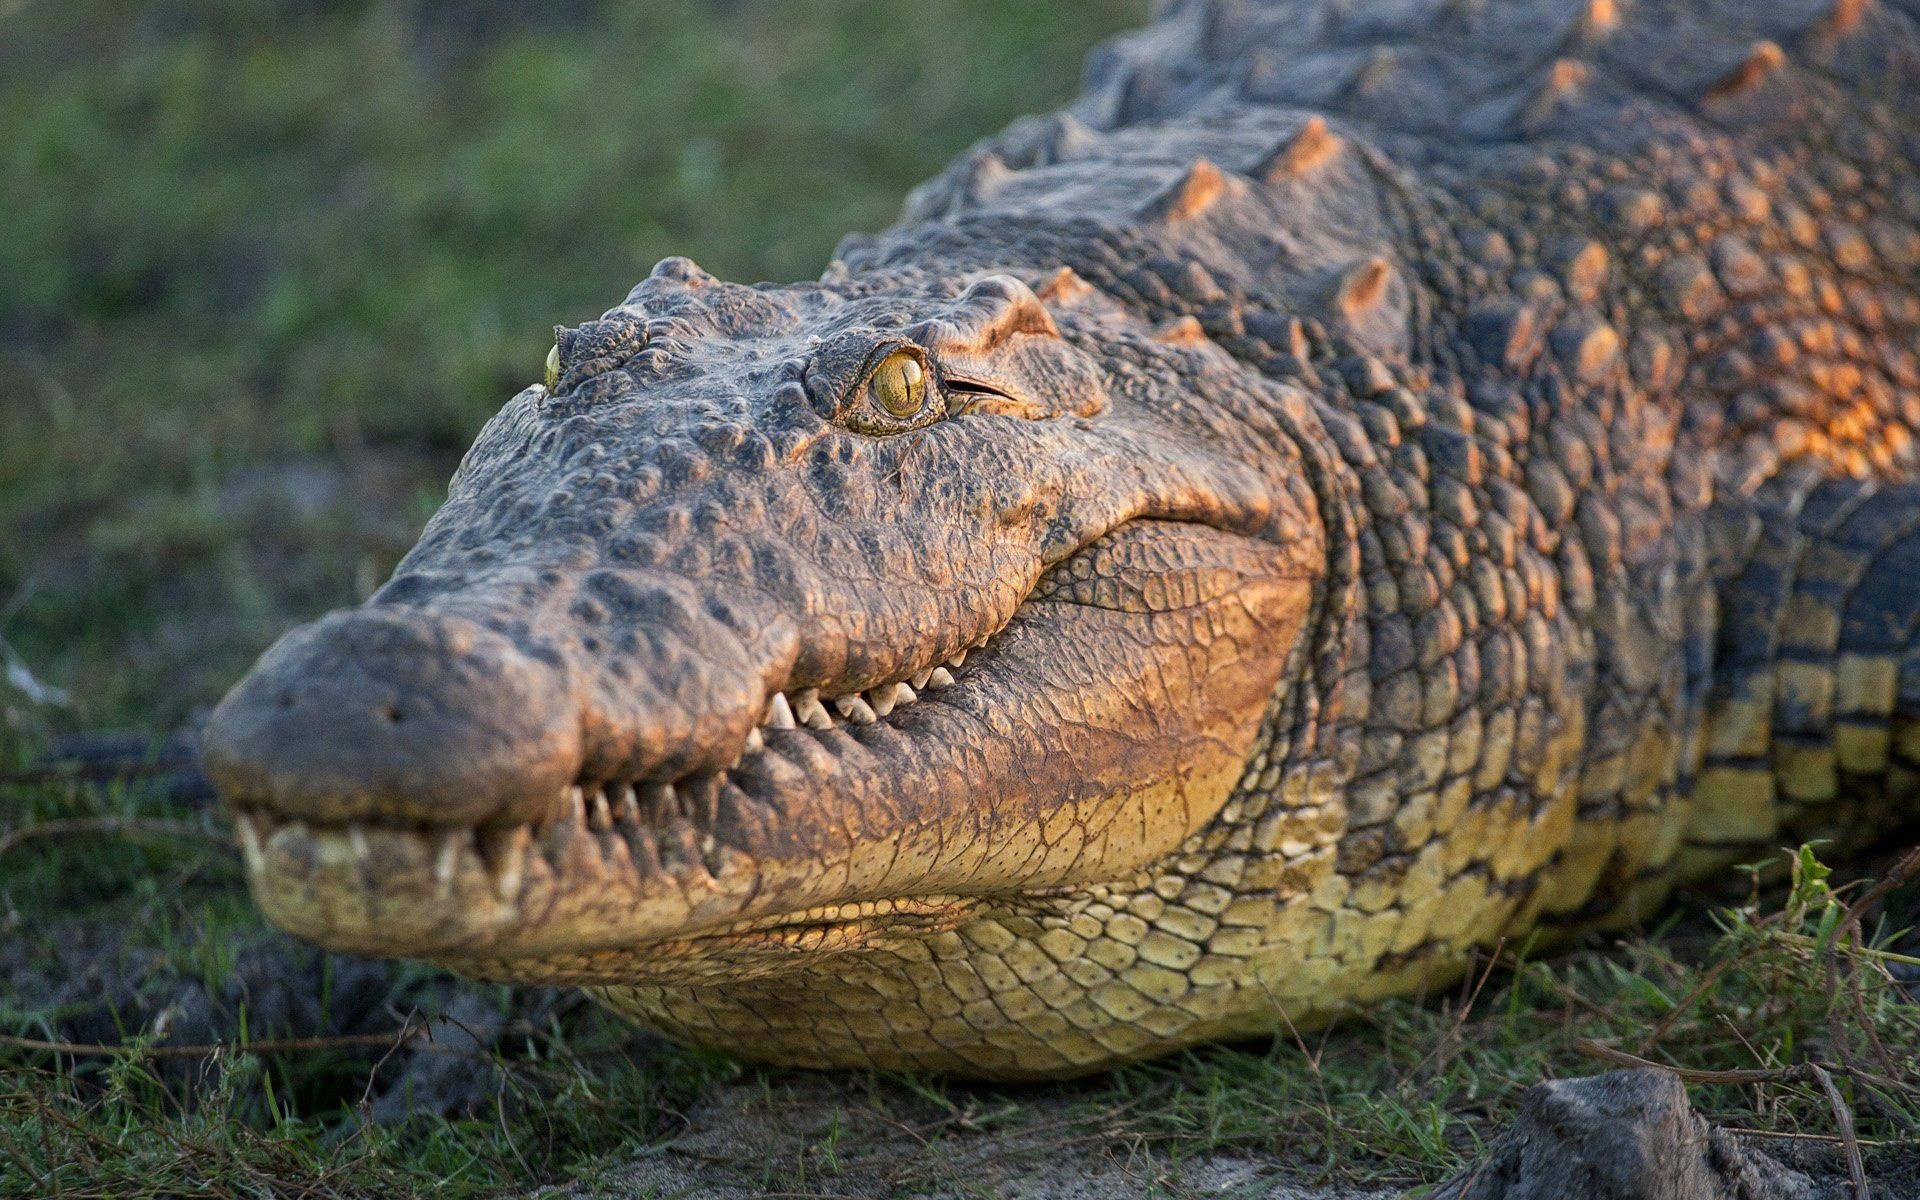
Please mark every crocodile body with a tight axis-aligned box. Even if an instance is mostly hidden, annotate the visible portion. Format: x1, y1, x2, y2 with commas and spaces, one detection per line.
203, 0, 1920, 1078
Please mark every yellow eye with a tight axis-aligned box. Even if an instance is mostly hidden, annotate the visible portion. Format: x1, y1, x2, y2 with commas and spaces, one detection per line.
544, 343, 560, 391
868, 349, 926, 418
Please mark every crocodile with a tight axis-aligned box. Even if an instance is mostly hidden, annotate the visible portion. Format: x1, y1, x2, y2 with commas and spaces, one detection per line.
200, 0, 1920, 1079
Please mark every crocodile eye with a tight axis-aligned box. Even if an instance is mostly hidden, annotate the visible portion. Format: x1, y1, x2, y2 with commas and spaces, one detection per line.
868, 349, 926, 418
544, 343, 560, 391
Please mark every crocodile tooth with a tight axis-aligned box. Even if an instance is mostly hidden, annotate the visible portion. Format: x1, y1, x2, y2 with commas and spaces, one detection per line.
567, 784, 587, 823
946, 649, 967, 668
765, 692, 796, 729
640, 782, 676, 825
587, 788, 613, 831
613, 784, 641, 824
539, 816, 576, 874
477, 825, 530, 902
793, 688, 834, 730
433, 830, 464, 897
927, 666, 955, 689
909, 668, 933, 690
683, 776, 722, 831
233, 812, 265, 874
893, 681, 916, 705
659, 820, 700, 871
597, 823, 634, 878
347, 823, 372, 863
627, 824, 662, 873
867, 684, 898, 718
745, 727, 765, 752
834, 694, 878, 724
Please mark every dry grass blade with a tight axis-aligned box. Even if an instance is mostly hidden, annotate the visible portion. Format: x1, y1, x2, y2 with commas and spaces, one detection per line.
1575, 1038, 1820, 1086
1810, 1063, 1870, 1200
0, 1027, 429, 1060
0, 817, 233, 860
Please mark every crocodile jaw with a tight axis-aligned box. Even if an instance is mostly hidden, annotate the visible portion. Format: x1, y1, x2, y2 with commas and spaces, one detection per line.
224, 522, 1315, 981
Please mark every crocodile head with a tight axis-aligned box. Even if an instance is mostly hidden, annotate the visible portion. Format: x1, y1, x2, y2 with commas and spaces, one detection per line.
202, 258, 1328, 1073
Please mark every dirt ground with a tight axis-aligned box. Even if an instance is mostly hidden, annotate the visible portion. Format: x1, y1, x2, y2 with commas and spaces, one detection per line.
535, 1073, 1402, 1199
535, 1071, 1882, 1200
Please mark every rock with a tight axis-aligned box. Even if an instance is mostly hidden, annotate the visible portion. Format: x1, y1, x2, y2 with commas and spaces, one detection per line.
1426, 1070, 1840, 1200
369, 990, 509, 1123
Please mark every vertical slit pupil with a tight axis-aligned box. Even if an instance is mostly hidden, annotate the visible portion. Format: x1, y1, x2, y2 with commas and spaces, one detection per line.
877, 352, 924, 416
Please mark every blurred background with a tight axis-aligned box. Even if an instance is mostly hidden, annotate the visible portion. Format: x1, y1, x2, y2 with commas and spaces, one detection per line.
0, 0, 1143, 740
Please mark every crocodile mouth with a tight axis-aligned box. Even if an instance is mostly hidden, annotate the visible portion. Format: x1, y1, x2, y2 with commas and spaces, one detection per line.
228, 645, 997, 980
228, 620, 1041, 977
220, 520, 1316, 978
232, 784, 977, 984
234, 642, 982, 901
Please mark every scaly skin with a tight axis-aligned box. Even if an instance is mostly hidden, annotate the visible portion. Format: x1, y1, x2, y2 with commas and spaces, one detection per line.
201, 0, 1920, 1078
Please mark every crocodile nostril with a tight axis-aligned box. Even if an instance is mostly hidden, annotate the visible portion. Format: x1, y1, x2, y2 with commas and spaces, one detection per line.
202, 607, 585, 828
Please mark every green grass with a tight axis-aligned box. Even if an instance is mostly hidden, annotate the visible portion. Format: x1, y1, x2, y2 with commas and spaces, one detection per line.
4, 2, 1920, 1196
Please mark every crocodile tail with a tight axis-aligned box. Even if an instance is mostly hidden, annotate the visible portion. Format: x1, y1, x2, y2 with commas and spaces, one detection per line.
1681, 477, 1920, 881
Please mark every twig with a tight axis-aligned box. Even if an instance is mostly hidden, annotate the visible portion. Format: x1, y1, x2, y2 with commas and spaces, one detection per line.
1724, 1127, 1920, 1148
1771, 934, 1920, 970
356, 1005, 422, 1113
1841, 845, 1920, 926
0, 817, 232, 860
1252, 971, 1339, 1172
0, 754, 200, 787
1499, 953, 1616, 1022
1634, 954, 1739, 1054
1839, 846, 1920, 1082
1811, 1063, 1870, 1200
0, 633, 69, 708
1576, 1039, 1817, 1087
0, 1028, 427, 1060
1406, 940, 1504, 1089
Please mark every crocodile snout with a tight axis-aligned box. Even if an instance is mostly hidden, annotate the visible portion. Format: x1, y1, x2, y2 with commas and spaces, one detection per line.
201, 608, 583, 829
